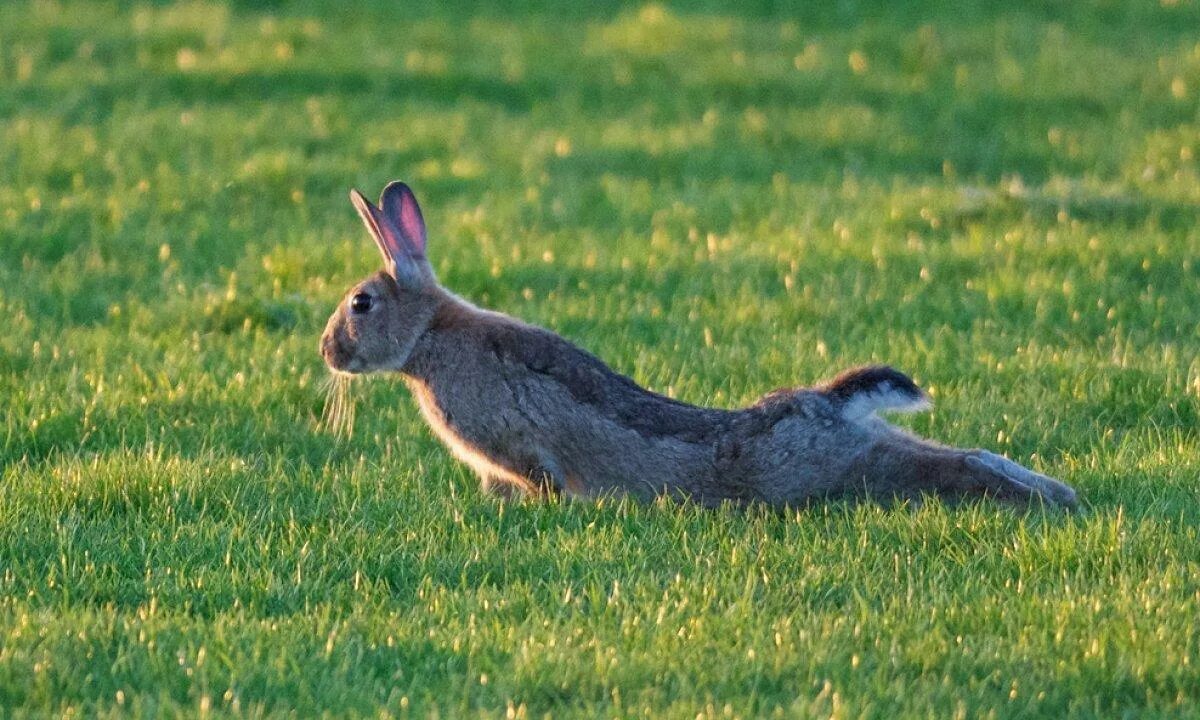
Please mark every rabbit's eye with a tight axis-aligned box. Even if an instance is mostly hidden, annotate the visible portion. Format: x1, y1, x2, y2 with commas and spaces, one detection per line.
349, 293, 373, 314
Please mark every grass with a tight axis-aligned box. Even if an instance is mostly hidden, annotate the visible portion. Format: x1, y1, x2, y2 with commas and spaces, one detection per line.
2, 0, 1200, 716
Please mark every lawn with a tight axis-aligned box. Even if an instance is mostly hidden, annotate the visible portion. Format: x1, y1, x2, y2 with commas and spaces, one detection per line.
2, 0, 1200, 716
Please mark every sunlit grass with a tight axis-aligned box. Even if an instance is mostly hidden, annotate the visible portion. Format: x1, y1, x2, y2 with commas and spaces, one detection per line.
2, 0, 1199, 717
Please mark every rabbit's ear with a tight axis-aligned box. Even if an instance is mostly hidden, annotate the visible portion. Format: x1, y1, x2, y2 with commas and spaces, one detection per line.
349, 185, 432, 285
349, 189, 393, 265
379, 181, 427, 257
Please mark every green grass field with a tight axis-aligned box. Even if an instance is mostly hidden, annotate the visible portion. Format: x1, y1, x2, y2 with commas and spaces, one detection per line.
3, 0, 1200, 716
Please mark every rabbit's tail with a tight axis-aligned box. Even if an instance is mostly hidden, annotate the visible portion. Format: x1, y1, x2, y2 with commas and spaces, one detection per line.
822, 365, 930, 421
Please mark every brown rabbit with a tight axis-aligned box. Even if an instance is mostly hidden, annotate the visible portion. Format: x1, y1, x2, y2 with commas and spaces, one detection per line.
320, 181, 1077, 508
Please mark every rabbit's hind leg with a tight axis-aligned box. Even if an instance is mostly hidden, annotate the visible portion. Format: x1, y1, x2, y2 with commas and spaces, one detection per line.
965, 451, 1077, 508
849, 441, 1040, 508
910, 447, 1076, 508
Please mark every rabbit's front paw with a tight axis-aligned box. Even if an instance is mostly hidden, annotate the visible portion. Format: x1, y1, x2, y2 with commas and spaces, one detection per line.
481, 476, 525, 501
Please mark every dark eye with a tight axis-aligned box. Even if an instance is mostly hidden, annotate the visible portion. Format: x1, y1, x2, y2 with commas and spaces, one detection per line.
349, 293, 373, 314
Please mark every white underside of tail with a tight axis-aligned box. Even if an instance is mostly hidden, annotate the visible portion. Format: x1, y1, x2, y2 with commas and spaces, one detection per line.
839, 385, 932, 422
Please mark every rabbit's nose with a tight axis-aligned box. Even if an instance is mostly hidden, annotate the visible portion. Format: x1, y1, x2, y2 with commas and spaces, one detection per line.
320, 333, 338, 361
321, 331, 354, 370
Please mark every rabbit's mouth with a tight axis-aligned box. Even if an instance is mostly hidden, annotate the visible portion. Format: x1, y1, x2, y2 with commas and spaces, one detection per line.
320, 332, 364, 373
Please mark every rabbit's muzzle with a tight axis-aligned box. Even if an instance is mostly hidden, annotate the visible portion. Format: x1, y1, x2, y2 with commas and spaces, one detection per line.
320, 329, 359, 373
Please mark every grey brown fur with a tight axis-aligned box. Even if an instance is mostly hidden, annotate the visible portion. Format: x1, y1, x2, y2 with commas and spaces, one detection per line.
320, 181, 1077, 509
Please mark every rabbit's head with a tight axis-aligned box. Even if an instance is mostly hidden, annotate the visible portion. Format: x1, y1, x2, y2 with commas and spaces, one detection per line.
320, 181, 441, 374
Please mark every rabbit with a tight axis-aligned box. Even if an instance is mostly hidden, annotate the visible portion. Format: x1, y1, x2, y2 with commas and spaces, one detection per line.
320, 181, 1078, 509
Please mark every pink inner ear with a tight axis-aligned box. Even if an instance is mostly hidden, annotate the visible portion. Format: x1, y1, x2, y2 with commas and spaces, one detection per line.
397, 192, 426, 254
350, 189, 408, 267
381, 182, 426, 256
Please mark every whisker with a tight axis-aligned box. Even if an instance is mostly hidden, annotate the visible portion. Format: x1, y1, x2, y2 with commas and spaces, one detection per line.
319, 373, 356, 438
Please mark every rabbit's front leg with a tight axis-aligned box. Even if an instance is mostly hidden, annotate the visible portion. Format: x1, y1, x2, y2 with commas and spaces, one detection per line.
481, 475, 527, 501
480, 461, 564, 501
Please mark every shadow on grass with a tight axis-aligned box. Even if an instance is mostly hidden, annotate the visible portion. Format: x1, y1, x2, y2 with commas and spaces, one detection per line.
1, 67, 553, 124
8, 56, 1194, 188
894, 187, 1200, 237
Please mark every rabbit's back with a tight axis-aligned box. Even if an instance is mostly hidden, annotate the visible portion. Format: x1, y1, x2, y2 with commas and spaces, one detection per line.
401, 295, 912, 504
402, 297, 775, 501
